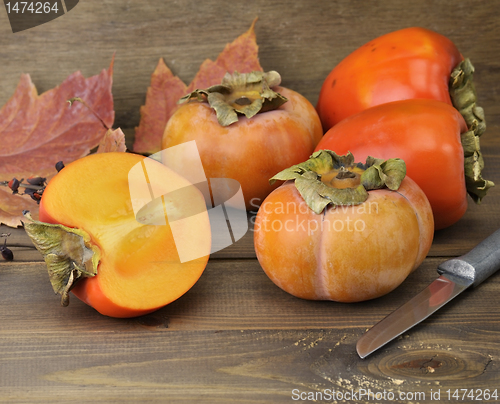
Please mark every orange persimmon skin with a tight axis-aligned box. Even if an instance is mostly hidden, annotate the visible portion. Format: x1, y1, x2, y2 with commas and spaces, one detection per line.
315, 99, 468, 230
254, 177, 434, 302
162, 86, 323, 210
316, 27, 463, 130
39, 152, 210, 318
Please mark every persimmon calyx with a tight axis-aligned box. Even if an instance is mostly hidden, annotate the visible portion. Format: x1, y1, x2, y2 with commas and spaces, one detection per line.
270, 150, 406, 214
449, 58, 494, 203
22, 211, 100, 307
178, 70, 288, 126
450, 59, 486, 136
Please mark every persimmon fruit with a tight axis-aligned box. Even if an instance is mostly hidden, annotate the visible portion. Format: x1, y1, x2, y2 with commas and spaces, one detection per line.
161, 71, 323, 210
315, 99, 476, 230
315, 28, 494, 229
254, 151, 434, 303
24, 152, 211, 318
316, 27, 464, 130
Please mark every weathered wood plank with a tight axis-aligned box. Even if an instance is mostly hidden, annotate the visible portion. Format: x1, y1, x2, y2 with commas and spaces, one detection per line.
0, 0, 499, 135
1, 325, 499, 404
1, 1, 500, 401
1, 257, 499, 333
1, 258, 499, 403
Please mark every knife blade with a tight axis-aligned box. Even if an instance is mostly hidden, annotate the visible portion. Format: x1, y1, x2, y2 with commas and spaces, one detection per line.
357, 227, 500, 359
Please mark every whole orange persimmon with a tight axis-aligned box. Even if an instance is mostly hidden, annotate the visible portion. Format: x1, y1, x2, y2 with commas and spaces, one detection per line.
254, 151, 434, 303
161, 71, 323, 210
24, 152, 211, 318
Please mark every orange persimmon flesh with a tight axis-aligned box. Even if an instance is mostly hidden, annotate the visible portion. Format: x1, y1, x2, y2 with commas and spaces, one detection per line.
39, 152, 210, 318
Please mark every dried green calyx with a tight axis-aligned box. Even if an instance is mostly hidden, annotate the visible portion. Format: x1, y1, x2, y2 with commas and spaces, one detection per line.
179, 70, 288, 126
22, 211, 100, 307
449, 58, 494, 203
270, 150, 406, 214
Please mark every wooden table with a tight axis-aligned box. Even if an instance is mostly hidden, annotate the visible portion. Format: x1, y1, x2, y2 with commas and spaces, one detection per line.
1, 1, 500, 402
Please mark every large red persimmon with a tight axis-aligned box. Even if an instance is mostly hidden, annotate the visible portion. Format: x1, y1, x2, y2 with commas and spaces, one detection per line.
315, 28, 493, 229
314, 99, 494, 230
316, 27, 464, 130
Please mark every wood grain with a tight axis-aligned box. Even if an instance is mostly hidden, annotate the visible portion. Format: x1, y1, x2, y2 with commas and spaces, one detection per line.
1, 259, 499, 403
2, 0, 500, 402
2, 258, 500, 332
0, 0, 499, 142
1, 326, 498, 404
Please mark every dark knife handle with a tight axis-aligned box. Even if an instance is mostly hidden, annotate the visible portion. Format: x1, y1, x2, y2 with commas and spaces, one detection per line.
438, 228, 500, 287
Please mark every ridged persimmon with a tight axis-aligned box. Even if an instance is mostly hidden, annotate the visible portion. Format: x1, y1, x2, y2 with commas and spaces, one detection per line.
254, 151, 434, 303
24, 152, 210, 318
161, 71, 323, 210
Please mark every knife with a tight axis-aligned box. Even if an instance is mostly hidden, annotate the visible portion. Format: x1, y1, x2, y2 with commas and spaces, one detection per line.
357, 227, 500, 359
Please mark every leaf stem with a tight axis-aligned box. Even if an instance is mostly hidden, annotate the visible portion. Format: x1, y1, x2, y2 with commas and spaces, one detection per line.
68, 97, 110, 130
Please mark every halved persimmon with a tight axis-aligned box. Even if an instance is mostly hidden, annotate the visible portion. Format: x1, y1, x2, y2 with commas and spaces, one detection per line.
24, 152, 211, 318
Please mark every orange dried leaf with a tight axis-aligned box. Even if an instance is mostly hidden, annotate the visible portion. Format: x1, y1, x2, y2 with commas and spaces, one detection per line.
133, 18, 262, 155
0, 61, 114, 227
0, 188, 40, 228
188, 18, 262, 92
96, 128, 127, 153
132, 59, 188, 155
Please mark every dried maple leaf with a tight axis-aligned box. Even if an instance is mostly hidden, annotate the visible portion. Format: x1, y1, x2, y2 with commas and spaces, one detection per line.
0, 60, 115, 227
96, 128, 127, 153
132, 60, 187, 156
133, 18, 262, 155
0, 188, 39, 228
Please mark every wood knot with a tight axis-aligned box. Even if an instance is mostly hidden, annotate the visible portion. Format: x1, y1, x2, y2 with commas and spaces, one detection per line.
362, 350, 481, 381
392, 357, 442, 374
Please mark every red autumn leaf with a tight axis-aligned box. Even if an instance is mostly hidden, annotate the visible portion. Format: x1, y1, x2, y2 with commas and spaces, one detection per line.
187, 18, 262, 92
132, 60, 187, 156
0, 188, 39, 228
133, 18, 263, 155
0, 60, 115, 227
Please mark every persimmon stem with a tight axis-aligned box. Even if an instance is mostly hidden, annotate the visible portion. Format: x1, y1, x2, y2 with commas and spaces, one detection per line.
336, 167, 356, 179
270, 151, 406, 214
